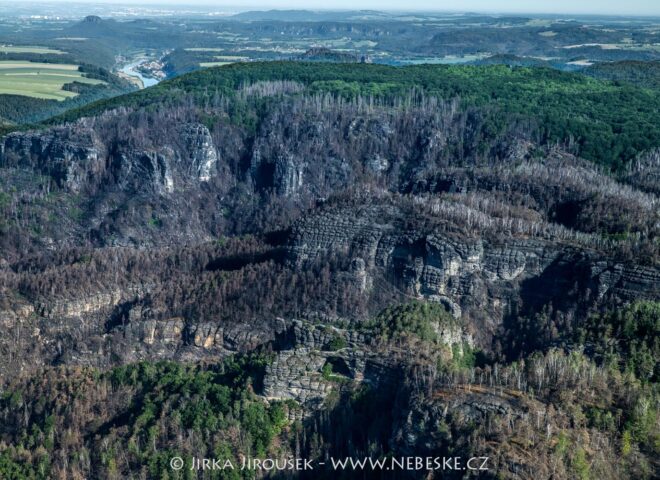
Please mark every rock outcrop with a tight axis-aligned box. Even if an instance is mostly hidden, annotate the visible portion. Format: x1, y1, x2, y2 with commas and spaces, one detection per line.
287, 201, 660, 347
0, 119, 220, 195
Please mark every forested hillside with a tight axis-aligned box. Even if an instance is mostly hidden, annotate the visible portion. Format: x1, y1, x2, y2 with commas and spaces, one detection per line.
0, 61, 658, 479
50, 62, 660, 170
584, 61, 660, 89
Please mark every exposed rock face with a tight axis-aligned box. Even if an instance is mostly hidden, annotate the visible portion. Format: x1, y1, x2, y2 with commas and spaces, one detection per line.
274, 153, 305, 196
287, 202, 660, 346
262, 320, 401, 410
0, 116, 233, 250
245, 96, 521, 200
0, 125, 103, 192
263, 348, 333, 408
179, 123, 218, 182
392, 386, 546, 458
113, 149, 175, 194
0, 120, 219, 195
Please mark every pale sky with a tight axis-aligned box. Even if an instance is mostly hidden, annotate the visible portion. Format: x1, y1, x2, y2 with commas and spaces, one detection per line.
9, 0, 660, 16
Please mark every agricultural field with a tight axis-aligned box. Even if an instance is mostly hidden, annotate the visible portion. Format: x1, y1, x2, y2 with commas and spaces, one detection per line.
200, 54, 249, 67
0, 44, 66, 54
0, 60, 105, 100
200, 61, 233, 67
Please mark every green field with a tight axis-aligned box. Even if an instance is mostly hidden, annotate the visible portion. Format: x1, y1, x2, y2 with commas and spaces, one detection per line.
200, 55, 249, 68
200, 62, 233, 68
0, 61, 105, 100
213, 55, 249, 61
0, 45, 66, 54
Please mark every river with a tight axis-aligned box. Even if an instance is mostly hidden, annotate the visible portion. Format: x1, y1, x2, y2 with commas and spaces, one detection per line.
119, 59, 159, 88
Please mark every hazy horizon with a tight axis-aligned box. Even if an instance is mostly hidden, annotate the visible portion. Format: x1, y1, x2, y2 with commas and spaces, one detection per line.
8, 0, 660, 17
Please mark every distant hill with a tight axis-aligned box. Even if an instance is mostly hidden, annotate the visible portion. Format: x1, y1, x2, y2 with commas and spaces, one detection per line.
230, 9, 392, 22
294, 47, 369, 63
66, 16, 123, 39
65, 15, 181, 49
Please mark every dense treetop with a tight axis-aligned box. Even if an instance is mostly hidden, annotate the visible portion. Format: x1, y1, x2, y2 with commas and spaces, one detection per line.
48, 61, 660, 170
